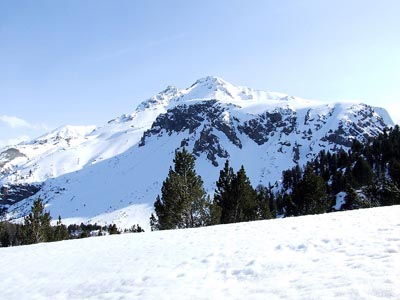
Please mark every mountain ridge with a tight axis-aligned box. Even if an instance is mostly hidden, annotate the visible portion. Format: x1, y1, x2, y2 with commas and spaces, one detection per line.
0, 76, 393, 229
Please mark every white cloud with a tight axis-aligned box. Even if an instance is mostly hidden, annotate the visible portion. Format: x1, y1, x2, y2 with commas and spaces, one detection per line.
0, 115, 49, 130
0, 115, 31, 128
0, 135, 30, 149
0, 115, 50, 149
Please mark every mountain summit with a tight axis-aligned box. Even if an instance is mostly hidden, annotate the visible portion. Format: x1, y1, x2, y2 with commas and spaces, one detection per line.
0, 77, 393, 229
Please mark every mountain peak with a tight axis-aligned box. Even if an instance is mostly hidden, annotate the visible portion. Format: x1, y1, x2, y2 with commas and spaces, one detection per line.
34, 125, 96, 142
191, 75, 230, 87
161, 85, 179, 95
178, 75, 239, 103
189, 76, 235, 93
135, 85, 181, 112
134, 76, 234, 113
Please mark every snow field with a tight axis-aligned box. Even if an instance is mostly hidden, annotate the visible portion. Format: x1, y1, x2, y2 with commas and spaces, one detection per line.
1, 205, 399, 300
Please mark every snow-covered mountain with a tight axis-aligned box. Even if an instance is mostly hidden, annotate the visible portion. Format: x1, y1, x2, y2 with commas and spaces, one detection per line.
0, 76, 393, 229
1, 205, 399, 299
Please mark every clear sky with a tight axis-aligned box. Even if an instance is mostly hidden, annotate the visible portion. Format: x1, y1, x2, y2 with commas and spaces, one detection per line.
1, 0, 399, 147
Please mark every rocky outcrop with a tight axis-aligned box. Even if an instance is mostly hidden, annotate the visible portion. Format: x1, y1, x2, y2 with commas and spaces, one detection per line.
139, 100, 242, 151
0, 184, 41, 206
193, 126, 229, 166
0, 148, 26, 168
238, 108, 297, 145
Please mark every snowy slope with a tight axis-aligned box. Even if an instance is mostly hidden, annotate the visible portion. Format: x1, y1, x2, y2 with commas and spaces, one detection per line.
0, 76, 393, 228
1, 206, 399, 300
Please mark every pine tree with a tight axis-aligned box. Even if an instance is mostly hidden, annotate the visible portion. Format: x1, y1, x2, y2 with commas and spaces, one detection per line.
331, 171, 346, 194
214, 160, 235, 224
0, 222, 23, 247
149, 213, 159, 231
22, 198, 52, 244
108, 224, 120, 235
231, 166, 258, 222
255, 185, 273, 220
0, 222, 8, 247
282, 193, 296, 217
369, 178, 400, 207
343, 185, 359, 210
293, 164, 328, 215
268, 185, 277, 218
352, 157, 373, 188
152, 148, 209, 230
208, 197, 222, 226
389, 158, 400, 187
125, 224, 145, 233
215, 163, 258, 223
53, 215, 68, 241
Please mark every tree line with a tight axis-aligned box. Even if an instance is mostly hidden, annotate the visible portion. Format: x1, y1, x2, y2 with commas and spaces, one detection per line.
0, 198, 144, 247
151, 126, 400, 230
277, 125, 400, 215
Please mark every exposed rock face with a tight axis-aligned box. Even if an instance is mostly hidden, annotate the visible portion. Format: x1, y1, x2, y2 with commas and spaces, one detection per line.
136, 99, 389, 171
193, 126, 229, 167
324, 126, 354, 147
0, 148, 26, 168
139, 101, 218, 143
139, 100, 242, 149
0, 184, 41, 206
238, 108, 297, 145
319, 105, 386, 148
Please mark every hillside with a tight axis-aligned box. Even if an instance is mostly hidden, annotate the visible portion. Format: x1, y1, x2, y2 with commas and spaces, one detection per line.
0, 76, 393, 228
0, 205, 399, 300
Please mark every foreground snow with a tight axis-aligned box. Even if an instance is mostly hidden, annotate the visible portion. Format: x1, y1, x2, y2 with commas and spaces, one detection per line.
1, 206, 400, 300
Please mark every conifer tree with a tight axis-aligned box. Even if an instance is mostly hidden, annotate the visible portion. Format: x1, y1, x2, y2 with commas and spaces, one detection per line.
208, 197, 222, 226
255, 185, 273, 220
149, 213, 159, 231
216, 163, 258, 223
125, 224, 145, 233
389, 158, 400, 187
352, 157, 373, 188
0, 222, 8, 247
293, 164, 328, 215
268, 186, 277, 218
343, 185, 359, 210
282, 193, 296, 216
108, 224, 120, 235
232, 166, 258, 222
214, 160, 235, 224
53, 215, 68, 241
366, 178, 400, 207
22, 198, 52, 244
0, 222, 23, 247
152, 148, 209, 230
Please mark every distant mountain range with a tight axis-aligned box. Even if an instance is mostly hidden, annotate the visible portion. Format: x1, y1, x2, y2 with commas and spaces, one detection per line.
0, 76, 393, 230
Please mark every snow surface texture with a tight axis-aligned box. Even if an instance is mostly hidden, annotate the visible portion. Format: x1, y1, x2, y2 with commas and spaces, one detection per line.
0, 76, 393, 229
1, 206, 399, 300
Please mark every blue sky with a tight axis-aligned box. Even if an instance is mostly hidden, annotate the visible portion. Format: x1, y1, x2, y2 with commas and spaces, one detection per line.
1, 0, 399, 147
